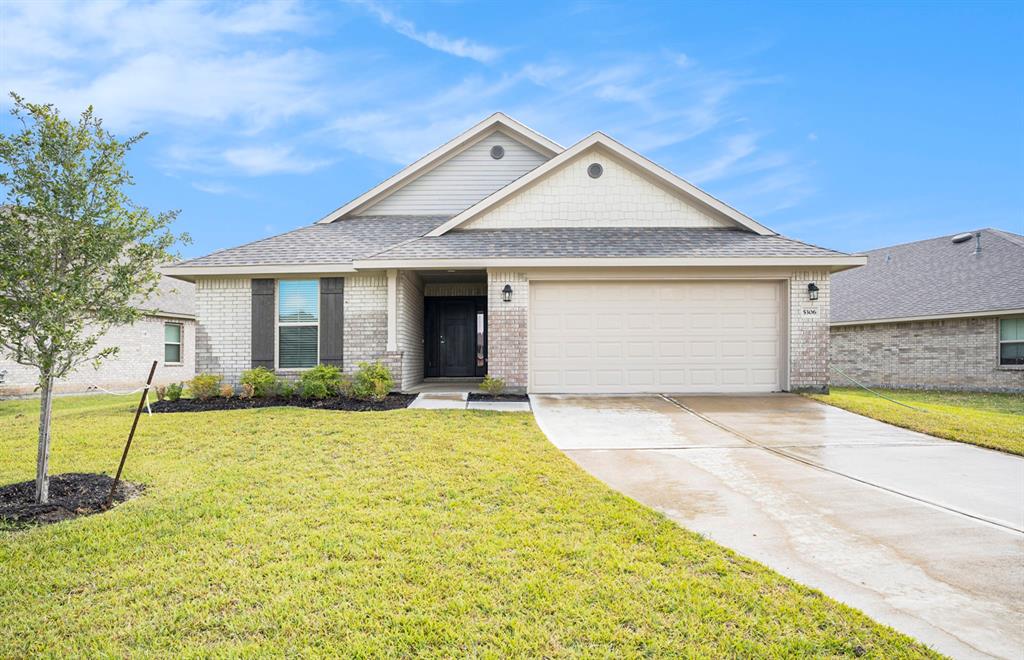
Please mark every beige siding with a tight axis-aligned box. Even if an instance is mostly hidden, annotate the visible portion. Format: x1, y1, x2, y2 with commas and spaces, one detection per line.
397, 271, 424, 390
359, 130, 549, 216
462, 149, 731, 230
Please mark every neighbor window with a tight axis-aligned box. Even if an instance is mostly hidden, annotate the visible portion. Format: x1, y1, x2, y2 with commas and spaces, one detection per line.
278, 280, 319, 368
164, 322, 182, 364
999, 318, 1024, 366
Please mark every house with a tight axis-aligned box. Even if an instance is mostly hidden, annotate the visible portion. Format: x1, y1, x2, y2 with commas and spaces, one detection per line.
163, 114, 865, 394
0, 272, 196, 397
830, 229, 1024, 392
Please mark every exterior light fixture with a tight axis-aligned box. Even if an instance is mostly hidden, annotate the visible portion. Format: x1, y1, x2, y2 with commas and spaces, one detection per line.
502, 284, 513, 302
807, 283, 819, 301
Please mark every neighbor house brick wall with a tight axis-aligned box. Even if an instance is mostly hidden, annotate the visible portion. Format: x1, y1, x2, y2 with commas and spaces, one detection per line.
830, 317, 1024, 392
195, 277, 251, 385
486, 270, 529, 391
789, 270, 831, 392
397, 271, 424, 390
0, 316, 196, 397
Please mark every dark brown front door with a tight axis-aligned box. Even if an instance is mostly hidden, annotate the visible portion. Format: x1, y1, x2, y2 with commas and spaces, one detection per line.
425, 297, 486, 378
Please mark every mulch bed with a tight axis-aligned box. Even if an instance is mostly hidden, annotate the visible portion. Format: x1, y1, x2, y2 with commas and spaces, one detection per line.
467, 393, 531, 403
0, 473, 144, 528
151, 393, 417, 413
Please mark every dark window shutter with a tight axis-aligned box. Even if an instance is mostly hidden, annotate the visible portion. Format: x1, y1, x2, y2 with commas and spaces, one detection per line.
320, 277, 344, 366
251, 279, 275, 369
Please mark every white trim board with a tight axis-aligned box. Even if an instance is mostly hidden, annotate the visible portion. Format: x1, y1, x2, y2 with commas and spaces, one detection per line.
316, 113, 563, 223
353, 256, 867, 270
831, 308, 1024, 326
427, 133, 775, 237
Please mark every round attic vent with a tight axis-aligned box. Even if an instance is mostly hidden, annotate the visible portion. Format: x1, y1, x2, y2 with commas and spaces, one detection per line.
587, 162, 604, 179
490, 145, 505, 160
951, 232, 973, 244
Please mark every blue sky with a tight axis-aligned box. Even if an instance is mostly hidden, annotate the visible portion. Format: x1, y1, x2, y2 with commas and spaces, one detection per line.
1, 0, 1021, 259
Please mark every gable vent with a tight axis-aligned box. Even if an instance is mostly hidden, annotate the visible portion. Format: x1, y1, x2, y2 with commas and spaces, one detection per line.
490, 145, 505, 160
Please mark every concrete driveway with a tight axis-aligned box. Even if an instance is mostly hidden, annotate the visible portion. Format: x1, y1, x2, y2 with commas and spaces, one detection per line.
532, 394, 1024, 660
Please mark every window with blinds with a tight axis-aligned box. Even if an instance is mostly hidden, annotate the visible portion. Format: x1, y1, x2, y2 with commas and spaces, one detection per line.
278, 280, 319, 368
999, 318, 1024, 366
164, 322, 182, 364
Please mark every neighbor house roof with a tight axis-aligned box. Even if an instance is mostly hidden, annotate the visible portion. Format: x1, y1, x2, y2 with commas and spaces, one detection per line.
136, 270, 195, 319
831, 228, 1024, 325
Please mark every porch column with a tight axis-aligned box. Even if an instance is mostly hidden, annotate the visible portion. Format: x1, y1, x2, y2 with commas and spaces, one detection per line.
386, 269, 398, 352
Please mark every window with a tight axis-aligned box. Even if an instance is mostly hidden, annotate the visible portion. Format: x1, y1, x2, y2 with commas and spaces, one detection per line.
164, 322, 182, 364
999, 318, 1024, 366
278, 280, 319, 368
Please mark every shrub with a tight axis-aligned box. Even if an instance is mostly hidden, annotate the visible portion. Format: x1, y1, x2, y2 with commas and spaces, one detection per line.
189, 373, 223, 400
240, 367, 280, 398
239, 383, 255, 399
350, 362, 393, 401
480, 374, 505, 396
165, 382, 183, 402
278, 381, 296, 398
154, 385, 166, 402
219, 383, 234, 398
299, 364, 344, 400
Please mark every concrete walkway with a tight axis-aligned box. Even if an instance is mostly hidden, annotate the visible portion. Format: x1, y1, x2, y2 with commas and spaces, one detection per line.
532, 394, 1024, 660
408, 392, 531, 412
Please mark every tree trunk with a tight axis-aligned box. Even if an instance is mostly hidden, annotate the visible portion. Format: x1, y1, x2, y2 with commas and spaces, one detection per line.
35, 373, 54, 504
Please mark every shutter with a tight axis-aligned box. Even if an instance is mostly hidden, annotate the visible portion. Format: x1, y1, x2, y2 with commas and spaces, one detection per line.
251, 279, 275, 369
320, 277, 344, 366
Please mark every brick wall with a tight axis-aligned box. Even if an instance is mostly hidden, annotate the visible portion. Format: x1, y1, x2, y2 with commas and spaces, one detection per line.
830, 316, 1024, 392
789, 270, 831, 392
195, 277, 251, 385
0, 316, 196, 397
486, 270, 529, 391
343, 272, 403, 386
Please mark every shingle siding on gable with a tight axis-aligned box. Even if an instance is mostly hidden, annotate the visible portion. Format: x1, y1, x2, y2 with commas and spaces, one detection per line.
830, 317, 1024, 392
359, 131, 549, 216
462, 150, 730, 230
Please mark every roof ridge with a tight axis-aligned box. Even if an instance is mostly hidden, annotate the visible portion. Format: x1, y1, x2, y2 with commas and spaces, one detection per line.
859, 228, 1013, 253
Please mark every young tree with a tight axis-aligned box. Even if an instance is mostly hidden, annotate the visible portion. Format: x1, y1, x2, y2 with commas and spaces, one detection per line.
0, 93, 185, 504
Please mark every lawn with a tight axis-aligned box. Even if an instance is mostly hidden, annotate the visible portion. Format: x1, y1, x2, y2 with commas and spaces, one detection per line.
0, 395, 936, 657
807, 387, 1024, 455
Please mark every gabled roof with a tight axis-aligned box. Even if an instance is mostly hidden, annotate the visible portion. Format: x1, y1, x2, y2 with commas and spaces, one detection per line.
831, 228, 1024, 324
315, 113, 563, 223
427, 132, 775, 237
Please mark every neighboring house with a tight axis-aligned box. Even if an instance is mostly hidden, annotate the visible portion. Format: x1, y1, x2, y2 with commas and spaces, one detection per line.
830, 229, 1024, 392
0, 272, 196, 396
164, 113, 864, 394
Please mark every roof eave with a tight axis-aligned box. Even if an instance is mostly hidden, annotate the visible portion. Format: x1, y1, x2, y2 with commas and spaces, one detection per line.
351, 255, 867, 270
161, 263, 358, 280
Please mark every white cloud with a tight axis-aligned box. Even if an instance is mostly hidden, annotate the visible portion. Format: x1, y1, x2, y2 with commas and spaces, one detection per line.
222, 146, 331, 176
191, 181, 236, 195
685, 134, 759, 183
356, 1, 501, 64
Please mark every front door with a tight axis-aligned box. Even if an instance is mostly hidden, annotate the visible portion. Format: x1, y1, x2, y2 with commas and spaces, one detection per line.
425, 297, 485, 378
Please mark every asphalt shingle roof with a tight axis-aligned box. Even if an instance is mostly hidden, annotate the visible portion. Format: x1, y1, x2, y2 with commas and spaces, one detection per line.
831, 228, 1024, 323
362, 228, 847, 260
172, 216, 447, 267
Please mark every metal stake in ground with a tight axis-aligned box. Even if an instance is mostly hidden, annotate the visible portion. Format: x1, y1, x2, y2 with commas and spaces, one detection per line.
105, 360, 157, 509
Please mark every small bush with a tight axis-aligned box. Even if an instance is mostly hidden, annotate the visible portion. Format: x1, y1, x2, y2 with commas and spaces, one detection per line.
239, 383, 255, 399
350, 362, 394, 401
189, 373, 223, 400
154, 385, 166, 402
278, 381, 296, 398
299, 364, 344, 400
240, 367, 280, 398
165, 383, 183, 402
219, 383, 234, 398
480, 374, 505, 395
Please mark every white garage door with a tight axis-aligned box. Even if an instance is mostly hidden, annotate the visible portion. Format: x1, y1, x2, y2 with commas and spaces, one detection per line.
529, 280, 784, 393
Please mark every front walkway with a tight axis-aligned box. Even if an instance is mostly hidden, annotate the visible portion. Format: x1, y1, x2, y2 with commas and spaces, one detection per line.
532, 393, 1024, 660
409, 392, 531, 412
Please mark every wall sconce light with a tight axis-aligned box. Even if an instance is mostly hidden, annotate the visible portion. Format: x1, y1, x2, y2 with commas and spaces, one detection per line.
807, 283, 819, 301
502, 284, 513, 302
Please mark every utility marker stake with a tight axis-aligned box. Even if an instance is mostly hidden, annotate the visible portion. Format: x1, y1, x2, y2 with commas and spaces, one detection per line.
106, 360, 157, 509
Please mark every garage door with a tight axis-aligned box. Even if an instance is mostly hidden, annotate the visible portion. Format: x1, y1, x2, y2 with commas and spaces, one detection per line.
529, 280, 783, 393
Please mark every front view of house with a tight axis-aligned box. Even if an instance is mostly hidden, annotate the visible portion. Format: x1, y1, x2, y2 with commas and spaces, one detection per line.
166, 114, 865, 394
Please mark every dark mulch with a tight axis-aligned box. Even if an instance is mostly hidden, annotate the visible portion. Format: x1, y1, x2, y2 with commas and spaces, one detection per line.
467, 393, 531, 403
151, 393, 417, 413
0, 473, 144, 528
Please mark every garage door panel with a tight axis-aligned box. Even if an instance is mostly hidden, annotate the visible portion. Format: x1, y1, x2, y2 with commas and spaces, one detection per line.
530, 280, 783, 393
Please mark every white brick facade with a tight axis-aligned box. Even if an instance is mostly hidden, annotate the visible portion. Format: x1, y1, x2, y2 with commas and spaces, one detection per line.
463, 150, 729, 230
486, 270, 529, 391
788, 270, 831, 392
1, 315, 196, 397
195, 277, 251, 384
831, 317, 1024, 392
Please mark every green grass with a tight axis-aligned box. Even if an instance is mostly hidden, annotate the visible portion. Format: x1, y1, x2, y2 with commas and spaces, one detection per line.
807, 387, 1024, 455
0, 395, 937, 657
